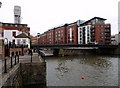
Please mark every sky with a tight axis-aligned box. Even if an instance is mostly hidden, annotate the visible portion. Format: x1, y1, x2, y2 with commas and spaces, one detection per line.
0, 0, 119, 36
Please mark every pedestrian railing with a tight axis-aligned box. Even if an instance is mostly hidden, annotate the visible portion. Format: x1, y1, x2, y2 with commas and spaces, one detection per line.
1, 55, 19, 74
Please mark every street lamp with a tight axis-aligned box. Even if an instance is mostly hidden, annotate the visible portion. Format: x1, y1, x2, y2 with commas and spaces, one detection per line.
4, 38, 8, 73
0, 2, 2, 8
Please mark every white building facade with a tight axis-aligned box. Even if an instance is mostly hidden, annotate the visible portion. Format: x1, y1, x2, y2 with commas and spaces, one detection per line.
0, 23, 30, 47
78, 25, 91, 44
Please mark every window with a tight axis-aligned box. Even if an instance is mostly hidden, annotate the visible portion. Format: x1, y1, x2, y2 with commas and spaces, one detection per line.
23, 39, 26, 45
72, 40, 74, 43
87, 26, 90, 30
99, 29, 102, 31
87, 29, 89, 32
55, 32, 57, 34
105, 29, 110, 32
80, 31, 81, 34
99, 36, 103, 38
87, 37, 89, 39
58, 31, 60, 34
58, 34, 60, 37
68, 40, 70, 43
17, 39, 20, 45
99, 32, 103, 35
99, 40, 103, 42
2, 31, 4, 37
12, 31, 16, 37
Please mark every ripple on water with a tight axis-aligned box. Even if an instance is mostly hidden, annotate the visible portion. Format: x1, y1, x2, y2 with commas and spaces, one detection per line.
46, 55, 118, 86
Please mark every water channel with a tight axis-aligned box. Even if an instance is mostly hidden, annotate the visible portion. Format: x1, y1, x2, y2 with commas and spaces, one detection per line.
45, 55, 119, 86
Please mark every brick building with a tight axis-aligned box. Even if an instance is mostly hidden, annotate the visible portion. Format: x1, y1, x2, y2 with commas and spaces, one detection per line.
0, 22, 30, 59
46, 29, 55, 45
66, 22, 78, 44
54, 26, 66, 45
38, 32, 47, 45
78, 17, 111, 45
38, 17, 111, 46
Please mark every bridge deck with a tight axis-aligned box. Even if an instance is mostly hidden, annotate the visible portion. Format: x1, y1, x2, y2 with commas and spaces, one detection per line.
32, 44, 118, 49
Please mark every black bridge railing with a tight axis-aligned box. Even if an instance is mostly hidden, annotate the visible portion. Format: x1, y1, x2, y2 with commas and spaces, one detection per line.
32, 44, 118, 49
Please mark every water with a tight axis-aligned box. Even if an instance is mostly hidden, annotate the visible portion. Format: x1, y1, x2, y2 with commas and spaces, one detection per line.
45, 55, 119, 86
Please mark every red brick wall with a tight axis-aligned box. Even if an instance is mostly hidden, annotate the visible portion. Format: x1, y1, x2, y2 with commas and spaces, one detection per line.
46, 30, 55, 45
66, 24, 78, 44
94, 24, 111, 44
54, 27, 66, 44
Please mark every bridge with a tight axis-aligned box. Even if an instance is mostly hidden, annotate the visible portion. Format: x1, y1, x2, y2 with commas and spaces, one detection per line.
32, 44, 118, 49
32, 44, 119, 56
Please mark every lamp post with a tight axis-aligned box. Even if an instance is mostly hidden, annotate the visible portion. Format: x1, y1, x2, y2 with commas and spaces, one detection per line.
0, 2, 2, 8
30, 49, 32, 63
4, 38, 8, 73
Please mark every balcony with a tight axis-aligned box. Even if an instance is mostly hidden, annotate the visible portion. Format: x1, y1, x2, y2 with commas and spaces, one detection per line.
91, 34, 95, 37
105, 37, 110, 40
90, 29, 95, 33
105, 26, 110, 29
105, 29, 110, 33
91, 39, 95, 42
105, 41, 111, 44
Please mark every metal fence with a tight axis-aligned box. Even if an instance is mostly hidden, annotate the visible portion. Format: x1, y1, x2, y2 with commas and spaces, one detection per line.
2, 55, 19, 73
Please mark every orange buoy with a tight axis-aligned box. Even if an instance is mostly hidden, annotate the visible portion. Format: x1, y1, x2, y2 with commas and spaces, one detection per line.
81, 76, 84, 79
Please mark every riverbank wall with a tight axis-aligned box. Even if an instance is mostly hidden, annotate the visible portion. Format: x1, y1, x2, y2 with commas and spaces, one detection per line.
2, 62, 46, 88
40, 46, 120, 56
63, 49, 120, 56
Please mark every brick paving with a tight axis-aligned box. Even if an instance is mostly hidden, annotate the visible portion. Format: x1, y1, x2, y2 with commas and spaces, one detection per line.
0, 53, 43, 88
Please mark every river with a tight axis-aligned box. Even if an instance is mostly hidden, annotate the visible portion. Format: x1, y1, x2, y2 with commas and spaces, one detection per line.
45, 55, 119, 86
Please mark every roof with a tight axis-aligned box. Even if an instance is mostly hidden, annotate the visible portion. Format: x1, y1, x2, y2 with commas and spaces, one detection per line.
2, 22, 28, 26
81, 17, 106, 25
15, 33, 30, 38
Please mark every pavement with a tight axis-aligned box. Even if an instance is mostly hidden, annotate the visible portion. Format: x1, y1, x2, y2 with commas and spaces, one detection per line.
19, 53, 45, 63
0, 53, 44, 88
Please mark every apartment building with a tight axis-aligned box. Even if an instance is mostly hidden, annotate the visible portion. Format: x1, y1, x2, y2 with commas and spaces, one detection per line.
78, 17, 111, 45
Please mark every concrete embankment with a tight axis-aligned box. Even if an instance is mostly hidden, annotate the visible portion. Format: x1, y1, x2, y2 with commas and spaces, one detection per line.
39, 49, 96, 57
2, 53, 46, 88
39, 50, 53, 57
40, 47, 120, 56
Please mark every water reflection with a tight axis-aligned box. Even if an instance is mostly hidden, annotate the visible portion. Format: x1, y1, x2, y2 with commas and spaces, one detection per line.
46, 55, 118, 86
78, 55, 112, 69
55, 60, 70, 80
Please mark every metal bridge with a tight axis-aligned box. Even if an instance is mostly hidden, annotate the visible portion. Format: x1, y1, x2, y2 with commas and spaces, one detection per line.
32, 44, 120, 56
32, 44, 118, 49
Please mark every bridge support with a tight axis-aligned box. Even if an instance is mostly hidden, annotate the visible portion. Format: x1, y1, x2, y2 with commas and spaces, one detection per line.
53, 49, 59, 56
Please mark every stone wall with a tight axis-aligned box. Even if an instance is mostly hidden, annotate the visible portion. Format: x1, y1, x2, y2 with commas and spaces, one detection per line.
20, 62, 46, 87
2, 62, 46, 88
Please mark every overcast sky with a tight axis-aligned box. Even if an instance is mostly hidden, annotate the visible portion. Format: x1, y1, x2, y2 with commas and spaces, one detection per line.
0, 0, 119, 36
